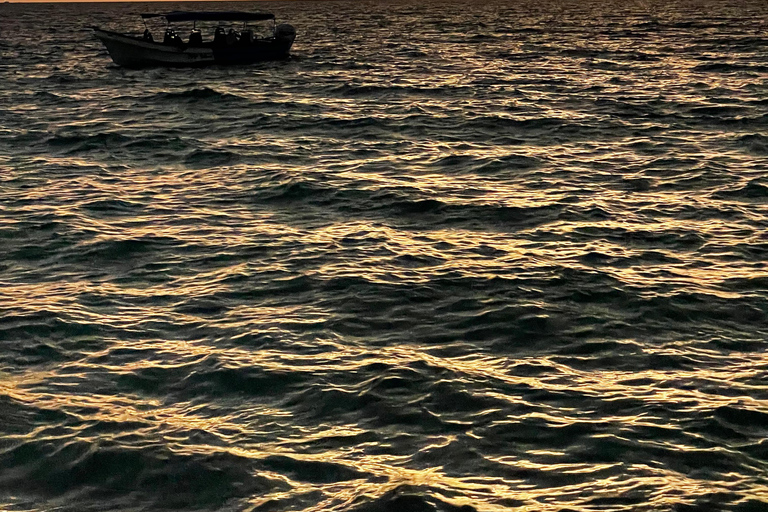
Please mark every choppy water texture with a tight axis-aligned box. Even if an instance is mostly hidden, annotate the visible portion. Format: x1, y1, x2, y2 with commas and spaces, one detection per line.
1, 0, 768, 510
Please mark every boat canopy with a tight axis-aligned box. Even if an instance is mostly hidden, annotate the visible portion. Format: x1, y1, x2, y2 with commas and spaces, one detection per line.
141, 11, 276, 23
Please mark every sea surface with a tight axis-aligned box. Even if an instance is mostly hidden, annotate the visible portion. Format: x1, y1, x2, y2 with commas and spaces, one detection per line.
1, 0, 767, 510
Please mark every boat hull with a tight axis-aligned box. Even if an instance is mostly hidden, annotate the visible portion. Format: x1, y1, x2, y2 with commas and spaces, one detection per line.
93, 29, 293, 68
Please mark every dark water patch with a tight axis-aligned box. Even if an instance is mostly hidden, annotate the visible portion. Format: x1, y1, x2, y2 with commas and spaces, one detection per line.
260, 179, 562, 229
478, 415, 603, 453
349, 486, 476, 512
261, 179, 335, 203
386, 198, 563, 230
245, 112, 618, 145
577, 250, 621, 265
284, 386, 373, 419
43, 132, 191, 157
702, 36, 768, 50
0, 310, 101, 345
585, 59, 635, 71
714, 406, 768, 430
183, 148, 242, 168
75, 237, 179, 264
358, 400, 468, 432
558, 205, 613, 222
636, 293, 768, 328
721, 276, 768, 293
693, 62, 768, 73
121, 134, 190, 151
392, 253, 446, 268
79, 198, 144, 216
150, 86, 246, 103
45, 132, 133, 154
688, 105, 750, 117
173, 297, 230, 316
114, 361, 205, 396
260, 455, 366, 484
31, 90, 66, 101
425, 381, 510, 415
462, 115, 569, 133
712, 180, 768, 201
735, 501, 768, 512
742, 439, 768, 462
0, 440, 280, 507
0, 395, 71, 435
736, 133, 768, 155
430, 153, 542, 174
621, 177, 653, 191
328, 83, 463, 98
178, 365, 306, 399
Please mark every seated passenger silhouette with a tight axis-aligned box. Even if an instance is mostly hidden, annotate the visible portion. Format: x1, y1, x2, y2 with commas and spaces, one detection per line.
213, 26, 226, 46
225, 28, 239, 46
143, 28, 153, 42
188, 29, 203, 46
163, 28, 183, 46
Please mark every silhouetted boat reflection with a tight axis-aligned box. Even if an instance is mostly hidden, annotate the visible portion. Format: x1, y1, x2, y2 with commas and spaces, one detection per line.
93, 11, 296, 68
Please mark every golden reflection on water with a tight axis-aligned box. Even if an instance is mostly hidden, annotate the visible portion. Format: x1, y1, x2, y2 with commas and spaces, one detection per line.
2, 324, 767, 509
9, 132, 768, 302
3, 2, 768, 509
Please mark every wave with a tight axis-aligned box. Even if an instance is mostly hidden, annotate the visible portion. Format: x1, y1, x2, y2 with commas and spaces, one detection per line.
260, 179, 563, 228
736, 133, 768, 155
73, 237, 180, 264
3, 3, 768, 512
428, 153, 542, 173
0, 310, 101, 346
0, 438, 274, 507
693, 62, 768, 73
328, 83, 466, 98
712, 180, 768, 201
261, 455, 366, 484
688, 105, 750, 117
183, 148, 242, 168
79, 198, 145, 216
46, 132, 134, 150
150, 86, 246, 103
349, 486, 477, 512
45, 132, 192, 156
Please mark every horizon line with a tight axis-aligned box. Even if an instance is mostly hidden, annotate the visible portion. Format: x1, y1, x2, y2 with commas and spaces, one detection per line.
1, 0, 324, 4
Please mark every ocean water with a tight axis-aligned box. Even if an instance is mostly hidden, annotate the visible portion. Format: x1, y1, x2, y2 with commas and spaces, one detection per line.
1, 0, 768, 510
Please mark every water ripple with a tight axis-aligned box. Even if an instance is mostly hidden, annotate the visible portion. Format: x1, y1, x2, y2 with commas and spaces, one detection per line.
1, 0, 768, 510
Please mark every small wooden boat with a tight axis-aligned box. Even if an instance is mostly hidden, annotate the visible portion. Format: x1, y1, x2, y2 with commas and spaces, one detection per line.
93, 11, 296, 68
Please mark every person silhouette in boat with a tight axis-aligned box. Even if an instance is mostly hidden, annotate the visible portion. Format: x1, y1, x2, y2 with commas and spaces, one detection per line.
213, 26, 226, 46
188, 29, 203, 46
143, 28, 153, 42
240, 28, 253, 45
226, 28, 239, 45
163, 27, 183, 46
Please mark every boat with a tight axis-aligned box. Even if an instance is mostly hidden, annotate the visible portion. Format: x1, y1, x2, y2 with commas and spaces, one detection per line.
92, 11, 296, 68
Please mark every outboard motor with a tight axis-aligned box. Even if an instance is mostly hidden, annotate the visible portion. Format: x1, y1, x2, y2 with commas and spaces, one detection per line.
274, 24, 296, 45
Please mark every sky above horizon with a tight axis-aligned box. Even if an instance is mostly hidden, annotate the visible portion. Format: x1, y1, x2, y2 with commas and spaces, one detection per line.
4, 0, 278, 3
